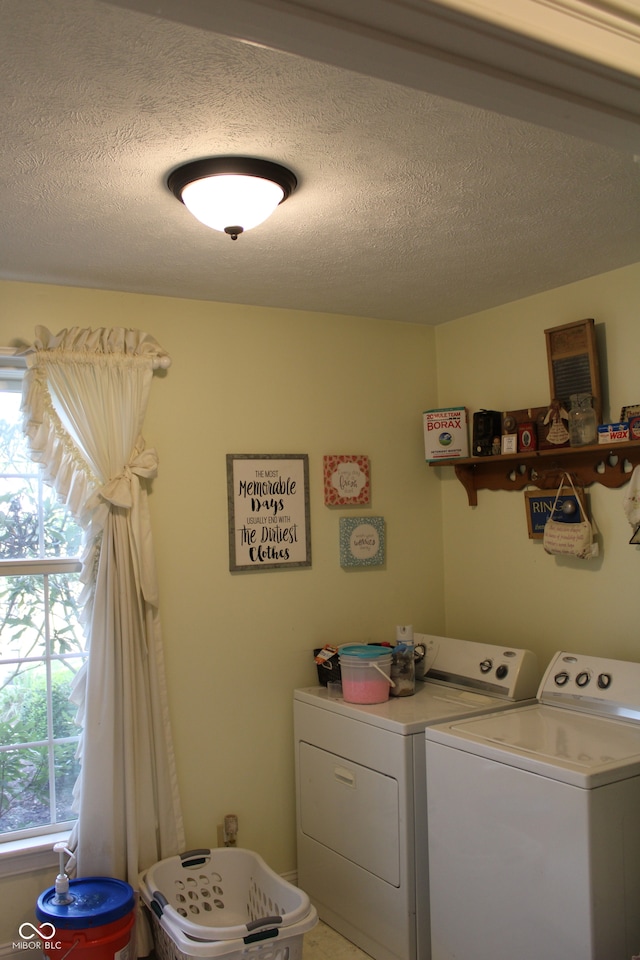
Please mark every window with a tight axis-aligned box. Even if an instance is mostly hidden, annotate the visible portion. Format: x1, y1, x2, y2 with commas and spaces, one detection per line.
0, 355, 86, 841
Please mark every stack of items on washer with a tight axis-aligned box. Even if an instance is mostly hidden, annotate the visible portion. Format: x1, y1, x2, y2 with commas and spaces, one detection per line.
295, 636, 640, 960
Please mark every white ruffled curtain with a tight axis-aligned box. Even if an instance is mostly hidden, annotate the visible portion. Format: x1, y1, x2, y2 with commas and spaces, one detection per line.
21, 326, 184, 937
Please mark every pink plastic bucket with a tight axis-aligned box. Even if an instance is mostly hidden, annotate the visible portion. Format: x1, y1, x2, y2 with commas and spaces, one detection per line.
339, 645, 392, 704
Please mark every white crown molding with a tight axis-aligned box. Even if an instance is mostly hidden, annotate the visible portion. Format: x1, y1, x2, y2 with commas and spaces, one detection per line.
429, 0, 640, 32
426, 1, 640, 71
532, 0, 640, 33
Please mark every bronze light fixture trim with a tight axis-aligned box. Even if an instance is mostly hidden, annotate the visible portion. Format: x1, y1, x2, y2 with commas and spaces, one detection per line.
167, 156, 298, 240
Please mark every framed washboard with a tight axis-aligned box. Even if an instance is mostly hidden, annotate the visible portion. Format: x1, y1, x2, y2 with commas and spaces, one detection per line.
544, 319, 602, 423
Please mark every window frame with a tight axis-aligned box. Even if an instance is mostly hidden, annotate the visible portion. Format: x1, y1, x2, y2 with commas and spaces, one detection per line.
0, 348, 85, 848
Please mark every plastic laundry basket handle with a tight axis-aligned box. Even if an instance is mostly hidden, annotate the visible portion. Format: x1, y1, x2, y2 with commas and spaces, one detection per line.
179, 848, 211, 868
149, 892, 168, 918
246, 917, 283, 932
243, 920, 283, 945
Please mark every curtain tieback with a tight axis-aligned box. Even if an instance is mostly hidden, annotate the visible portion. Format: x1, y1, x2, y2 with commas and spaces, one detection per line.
100, 446, 159, 508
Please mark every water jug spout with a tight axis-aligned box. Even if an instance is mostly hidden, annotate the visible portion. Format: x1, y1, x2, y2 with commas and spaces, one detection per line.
52, 841, 75, 905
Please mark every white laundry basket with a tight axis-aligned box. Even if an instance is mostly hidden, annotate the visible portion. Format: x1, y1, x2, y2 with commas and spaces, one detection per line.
139, 847, 317, 960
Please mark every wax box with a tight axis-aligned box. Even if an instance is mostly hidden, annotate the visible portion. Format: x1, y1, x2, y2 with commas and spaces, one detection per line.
597, 422, 629, 443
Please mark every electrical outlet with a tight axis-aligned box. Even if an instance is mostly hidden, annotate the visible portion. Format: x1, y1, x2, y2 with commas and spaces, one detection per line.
224, 813, 238, 846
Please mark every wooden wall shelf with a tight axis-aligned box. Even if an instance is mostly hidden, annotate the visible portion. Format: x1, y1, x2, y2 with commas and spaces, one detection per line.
429, 440, 640, 506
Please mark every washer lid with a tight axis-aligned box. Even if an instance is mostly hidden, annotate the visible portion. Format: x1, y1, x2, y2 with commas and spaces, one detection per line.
427, 703, 640, 787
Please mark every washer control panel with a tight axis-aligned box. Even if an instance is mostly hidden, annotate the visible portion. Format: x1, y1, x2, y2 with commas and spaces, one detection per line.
539, 651, 640, 718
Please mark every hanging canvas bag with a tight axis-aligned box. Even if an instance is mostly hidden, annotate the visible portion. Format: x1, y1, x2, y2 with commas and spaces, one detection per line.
543, 472, 598, 560
623, 465, 640, 528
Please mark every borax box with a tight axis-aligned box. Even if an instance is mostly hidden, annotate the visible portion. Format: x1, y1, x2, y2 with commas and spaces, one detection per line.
423, 407, 469, 461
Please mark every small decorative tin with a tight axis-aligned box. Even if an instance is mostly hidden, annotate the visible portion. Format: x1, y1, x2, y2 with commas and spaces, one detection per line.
518, 421, 537, 452
628, 416, 640, 441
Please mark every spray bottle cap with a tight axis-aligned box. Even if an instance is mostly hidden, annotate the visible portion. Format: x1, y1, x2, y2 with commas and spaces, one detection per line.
396, 624, 414, 645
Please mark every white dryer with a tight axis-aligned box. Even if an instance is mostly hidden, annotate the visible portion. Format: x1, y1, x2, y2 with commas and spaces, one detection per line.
424, 650, 640, 960
294, 635, 540, 960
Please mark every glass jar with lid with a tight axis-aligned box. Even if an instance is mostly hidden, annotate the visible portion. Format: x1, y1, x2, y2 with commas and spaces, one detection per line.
568, 393, 597, 447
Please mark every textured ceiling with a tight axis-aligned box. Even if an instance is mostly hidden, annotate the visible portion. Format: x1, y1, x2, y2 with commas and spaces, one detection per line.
1, 0, 639, 325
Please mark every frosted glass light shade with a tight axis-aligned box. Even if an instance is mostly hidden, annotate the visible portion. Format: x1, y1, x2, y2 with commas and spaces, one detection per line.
181, 175, 284, 234
168, 157, 297, 240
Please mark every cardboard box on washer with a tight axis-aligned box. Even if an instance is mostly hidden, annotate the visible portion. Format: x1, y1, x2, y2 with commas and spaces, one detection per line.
423, 407, 469, 461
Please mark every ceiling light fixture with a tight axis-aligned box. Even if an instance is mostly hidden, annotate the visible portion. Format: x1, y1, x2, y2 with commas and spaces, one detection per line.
167, 156, 298, 240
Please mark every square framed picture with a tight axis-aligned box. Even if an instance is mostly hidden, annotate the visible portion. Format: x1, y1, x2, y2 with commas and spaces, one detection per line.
620, 405, 640, 422
339, 516, 385, 567
323, 455, 370, 506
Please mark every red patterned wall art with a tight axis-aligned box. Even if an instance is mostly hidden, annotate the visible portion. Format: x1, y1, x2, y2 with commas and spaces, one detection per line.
323, 455, 370, 506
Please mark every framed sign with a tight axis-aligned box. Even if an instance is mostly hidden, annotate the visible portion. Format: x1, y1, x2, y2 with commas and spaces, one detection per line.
226, 454, 311, 571
323, 455, 370, 506
339, 516, 385, 567
524, 488, 584, 540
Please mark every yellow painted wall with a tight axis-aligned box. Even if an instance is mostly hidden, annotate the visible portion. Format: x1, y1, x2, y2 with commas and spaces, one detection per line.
2, 262, 640, 944
435, 261, 640, 666
0, 280, 442, 945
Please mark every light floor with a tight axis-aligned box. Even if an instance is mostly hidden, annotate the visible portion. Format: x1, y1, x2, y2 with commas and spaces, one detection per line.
304, 921, 372, 960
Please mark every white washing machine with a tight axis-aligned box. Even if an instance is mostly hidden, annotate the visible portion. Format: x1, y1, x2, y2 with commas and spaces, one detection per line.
294, 634, 540, 960
424, 650, 640, 960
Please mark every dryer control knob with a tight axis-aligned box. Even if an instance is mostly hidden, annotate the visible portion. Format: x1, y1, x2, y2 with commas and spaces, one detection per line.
480, 659, 493, 673
554, 671, 570, 686
597, 673, 612, 689
576, 671, 590, 687
495, 664, 508, 680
